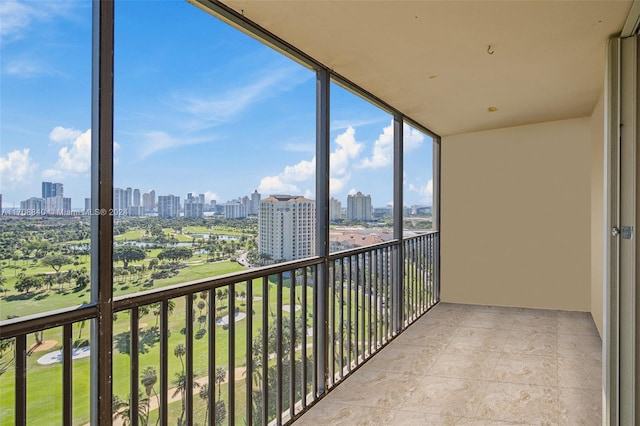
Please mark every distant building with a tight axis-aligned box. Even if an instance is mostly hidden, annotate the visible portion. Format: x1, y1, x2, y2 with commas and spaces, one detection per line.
114, 188, 126, 210
250, 190, 261, 215
372, 206, 393, 218
42, 182, 63, 198
223, 202, 248, 219
127, 206, 144, 217
184, 193, 204, 218
259, 195, 315, 262
44, 196, 71, 215
133, 189, 141, 207
414, 205, 432, 216
142, 190, 156, 212
85, 198, 91, 213
346, 191, 372, 221
157, 195, 180, 218
125, 187, 133, 209
21, 197, 44, 212
329, 197, 342, 221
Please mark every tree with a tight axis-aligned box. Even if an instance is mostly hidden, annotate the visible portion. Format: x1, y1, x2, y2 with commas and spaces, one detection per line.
215, 367, 226, 400
113, 245, 146, 270
199, 383, 210, 426
172, 372, 199, 426
140, 366, 159, 425
41, 254, 71, 274
148, 258, 159, 270
14, 274, 44, 294
157, 247, 193, 263
174, 343, 186, 372
214, 400, 226, 426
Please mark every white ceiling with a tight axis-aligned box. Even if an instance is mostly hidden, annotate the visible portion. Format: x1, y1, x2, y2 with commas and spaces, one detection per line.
218, 0, 632, 136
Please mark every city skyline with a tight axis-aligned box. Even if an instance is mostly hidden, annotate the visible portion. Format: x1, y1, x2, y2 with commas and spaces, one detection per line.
0, 1, 434, 210
4, 180, 432, 215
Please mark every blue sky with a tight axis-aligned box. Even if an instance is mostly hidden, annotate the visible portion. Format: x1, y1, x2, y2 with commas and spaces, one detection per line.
0, 0, 433, 210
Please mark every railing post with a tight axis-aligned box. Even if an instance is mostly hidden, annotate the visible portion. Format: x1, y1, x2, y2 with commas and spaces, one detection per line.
90, 0, 114, 423
316, 67, 330, 395
393, 113, 404, 333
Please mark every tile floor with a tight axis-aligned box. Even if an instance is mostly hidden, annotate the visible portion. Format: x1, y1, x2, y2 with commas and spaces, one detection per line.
295, 302, 602, 426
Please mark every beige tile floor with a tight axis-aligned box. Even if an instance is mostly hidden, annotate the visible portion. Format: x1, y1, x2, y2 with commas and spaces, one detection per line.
295, 302, 602, 426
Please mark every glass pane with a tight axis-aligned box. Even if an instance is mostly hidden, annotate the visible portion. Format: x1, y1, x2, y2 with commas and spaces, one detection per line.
403, 125, 434, 233
0, 2, 92, 316
329, 82, 393, 252
113, 0, 316, 298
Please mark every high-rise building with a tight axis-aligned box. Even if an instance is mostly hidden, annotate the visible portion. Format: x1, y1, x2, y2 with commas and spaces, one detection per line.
250, 189, 261, 215
114, 188, 125, 210
223, 202, 248, 219
125, 187, 133, 209
42, 182, 63, 198
142, 191, 156, 212
21, 197, 44, 212
329, 197, 342, 221
85, 198, 91, 213
346, 191, 372, 221
184, 193, 204, 218
133, 189, 141, 207
259, 195, 315, 262
157, 195, 180, 218
44, 196, 71, 215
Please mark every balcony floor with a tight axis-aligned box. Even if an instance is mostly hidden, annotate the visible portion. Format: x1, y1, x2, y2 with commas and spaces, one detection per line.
296, 302, 602, 425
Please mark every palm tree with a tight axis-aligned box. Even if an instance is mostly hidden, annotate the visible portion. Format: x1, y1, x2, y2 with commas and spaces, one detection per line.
215, 367, 226, 400
172, 372, 200, 426
199, 383, 210, 426
140, 366, 159, 426
174, 343, 186, 372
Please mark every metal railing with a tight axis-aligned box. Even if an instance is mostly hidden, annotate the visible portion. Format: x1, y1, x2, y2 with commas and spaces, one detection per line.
0, 232, 438, 425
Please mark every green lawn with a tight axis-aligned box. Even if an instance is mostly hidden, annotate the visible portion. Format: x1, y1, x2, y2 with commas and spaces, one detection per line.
0, 275, 317, 425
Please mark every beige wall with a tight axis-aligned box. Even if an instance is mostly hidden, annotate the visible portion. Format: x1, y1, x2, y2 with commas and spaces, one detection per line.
590, 94, 604, 337
441, 118, 591, 311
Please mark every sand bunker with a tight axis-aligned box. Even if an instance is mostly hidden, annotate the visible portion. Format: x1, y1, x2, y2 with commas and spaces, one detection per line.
215, 312, 247, 325
37, 346, 91, 365
29, 340, 57, 352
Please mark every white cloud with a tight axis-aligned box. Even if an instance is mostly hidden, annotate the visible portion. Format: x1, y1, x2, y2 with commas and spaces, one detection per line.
282, 142, 314, 154
331, 118, 383, 131
257, 126, 365, 197
403, 124, 425, 151
359, 122, 393, 169
359, 122, 425, 169
330, 176, 350, 194
258, 176, 300, 195
0, 148, 37, 186
329, 126, 364, 195
0, 0, 36, 43
175, 66, 306, 127
0, 0, 76, 44
3, 57, 49, 77
41, 168, 63, 180
138, 131, 212, 159
49, 126, 82, 143
281, 158, 315, 182
408, 179, 433, 202
203, 191, 219, 203
331, 126, 363, 176
56, 128, 91, 173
